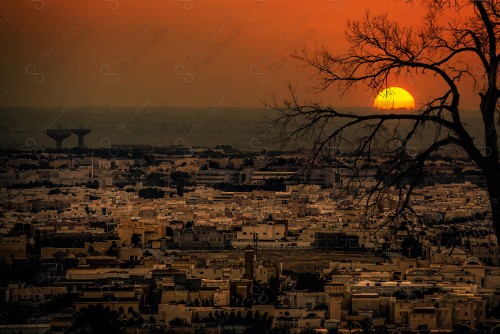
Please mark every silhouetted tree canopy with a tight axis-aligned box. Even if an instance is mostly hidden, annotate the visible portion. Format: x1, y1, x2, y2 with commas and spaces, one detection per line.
67, 304, 123, 334
272, 0, 500, 242
138, 187, 165, 199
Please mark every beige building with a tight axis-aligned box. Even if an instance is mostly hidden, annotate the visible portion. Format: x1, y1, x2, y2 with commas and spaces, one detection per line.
74, 287, 141, 314
0, 235, 26, 264
235, 223, 287, 241
394, 293, 486, 330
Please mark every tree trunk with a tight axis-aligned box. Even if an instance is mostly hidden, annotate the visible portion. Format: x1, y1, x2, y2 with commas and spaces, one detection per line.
486, 170, 500, 245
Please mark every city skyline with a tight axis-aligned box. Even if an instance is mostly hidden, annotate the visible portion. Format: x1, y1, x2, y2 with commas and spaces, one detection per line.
0, 1, 499, 333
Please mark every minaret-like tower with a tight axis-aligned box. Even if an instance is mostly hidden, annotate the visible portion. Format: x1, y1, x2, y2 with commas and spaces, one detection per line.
325, 283, 345, 321
244, 244, 254, 280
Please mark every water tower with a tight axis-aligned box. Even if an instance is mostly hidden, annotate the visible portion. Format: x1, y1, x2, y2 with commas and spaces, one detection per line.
72, 128, 91, 148
46, 129, 72, 149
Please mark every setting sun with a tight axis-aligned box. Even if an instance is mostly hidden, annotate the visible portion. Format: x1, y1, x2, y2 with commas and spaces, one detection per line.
374, 87, 416, 110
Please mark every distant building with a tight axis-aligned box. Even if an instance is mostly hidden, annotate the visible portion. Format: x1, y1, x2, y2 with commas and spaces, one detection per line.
300, 168, 339, 187
240, 168, 296, 185
229, 279, 252, 306
314, 232, 360, 250
74, 286, 141, 314
235, 222, 287, 242
195, 169, 240, 185
172, 226, 226, 249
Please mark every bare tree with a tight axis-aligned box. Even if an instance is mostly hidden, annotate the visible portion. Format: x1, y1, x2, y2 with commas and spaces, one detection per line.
272, 0, 500, 242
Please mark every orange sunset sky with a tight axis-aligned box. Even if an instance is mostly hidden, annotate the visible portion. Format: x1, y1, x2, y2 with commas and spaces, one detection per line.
0, 0, 480, 109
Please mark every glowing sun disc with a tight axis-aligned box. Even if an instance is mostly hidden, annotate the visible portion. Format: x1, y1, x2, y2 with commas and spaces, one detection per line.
374, 87, 415, 110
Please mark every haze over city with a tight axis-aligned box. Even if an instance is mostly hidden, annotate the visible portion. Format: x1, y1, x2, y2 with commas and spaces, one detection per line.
0, 1, 499, 334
